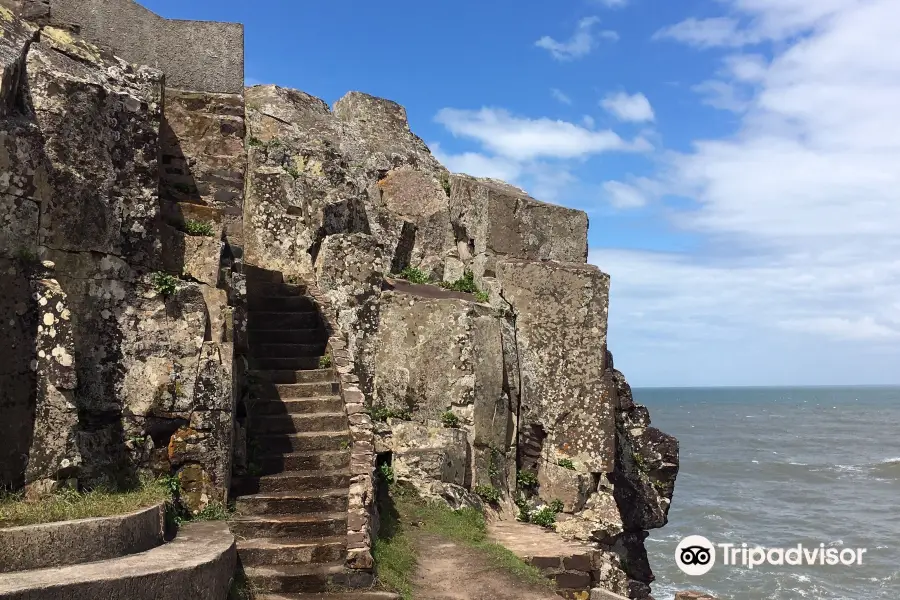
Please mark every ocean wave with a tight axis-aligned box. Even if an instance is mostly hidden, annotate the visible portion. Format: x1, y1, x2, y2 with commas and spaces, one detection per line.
871, 457, 900, 479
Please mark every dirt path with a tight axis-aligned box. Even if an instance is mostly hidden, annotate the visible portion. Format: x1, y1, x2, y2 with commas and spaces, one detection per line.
410, 532, 559, 600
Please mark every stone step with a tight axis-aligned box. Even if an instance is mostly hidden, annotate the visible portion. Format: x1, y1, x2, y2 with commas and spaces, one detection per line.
266, 382, 340, 398
236, 536, 346, 567
243, 563, 359, 594
251, 343, 328, 358
244, 266, 285, 284
248, 369, 334, 385
253, 397, 345, 416
257, 592, 399, 600
249, 413, 348, 435
253, 431, 350, 454
0, 522, 235, 600
247, 282, 308, 298
230, 514, 347, 541
253, 382, 341, 400
248, 295, 318, 312
249, 329, 325, 344
249, 311, 320, 330
235, 489, 349, 517
232, 470, 351, 495
253, 357, 332, 371
256, 450, 350, 474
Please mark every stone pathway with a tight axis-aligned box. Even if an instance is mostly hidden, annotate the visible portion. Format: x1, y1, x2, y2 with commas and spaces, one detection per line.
410, 532, 560, 600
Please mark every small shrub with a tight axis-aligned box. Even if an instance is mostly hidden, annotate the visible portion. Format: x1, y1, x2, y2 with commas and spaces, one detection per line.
440, 172, 452, 197
531, 506, 558, 528
371, 404, 411, 422
548, 499, 564, 513
318, 354, 332, 369
339, 439, 350, 450
16, 247, 39, 264
443, 270, 479, 293
475, 291, 490, 303
285, 165, 300, 178
632, 451, 648, 472
184, 219, 215, 237
441, 410, 460, 429
516, 470, 539, 489
151, 272, 178, 297
192, 502, 232, 521
474, 485, 501, 505
515, 495, 531, 523
247, 136, 263, 147
397, 266, 431, 285
557, 458, 575, 470
379, 463, 395, 484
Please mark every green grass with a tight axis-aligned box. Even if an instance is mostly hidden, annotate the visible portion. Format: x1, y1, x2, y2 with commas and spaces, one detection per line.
473, 485, 501, 505
557, 458, 575, 470
373, 484, 553, 598
318, 354, 332, 369
0, 478, 171, 528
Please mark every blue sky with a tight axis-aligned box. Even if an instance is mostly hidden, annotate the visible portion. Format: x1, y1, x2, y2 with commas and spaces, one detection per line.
142, 0, 900, 388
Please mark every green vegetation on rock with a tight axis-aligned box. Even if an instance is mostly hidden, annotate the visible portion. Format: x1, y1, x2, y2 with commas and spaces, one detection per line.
184, 219, 215, 237
557, 458, 575, 470
151, 271, 178, 297
441, 410, 460, 428
473, 485, 501, 505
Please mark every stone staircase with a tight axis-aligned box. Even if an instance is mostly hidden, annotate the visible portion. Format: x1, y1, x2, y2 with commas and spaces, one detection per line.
232, 268, 390, 599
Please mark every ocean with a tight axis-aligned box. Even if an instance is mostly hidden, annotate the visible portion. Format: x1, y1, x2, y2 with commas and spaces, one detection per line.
637, 386, 900, 600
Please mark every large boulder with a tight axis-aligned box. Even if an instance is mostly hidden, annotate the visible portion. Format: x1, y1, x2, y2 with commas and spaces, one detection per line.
497, 259, 615, 473
450, 175, 588, 283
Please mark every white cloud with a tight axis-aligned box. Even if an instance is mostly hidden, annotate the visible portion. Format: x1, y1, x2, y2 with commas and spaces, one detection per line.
582, 115, 596, 128
599, 0, 900, 384
536, 17, 617, 61
601, 91, 655, 122
692, 79, 751, 112
551, 88, 573, 105
430, 143, 523, 182
595, 0, 628, 7
653, 17, 751, 48
603, 180, 650, 209
434, 107, 649, 161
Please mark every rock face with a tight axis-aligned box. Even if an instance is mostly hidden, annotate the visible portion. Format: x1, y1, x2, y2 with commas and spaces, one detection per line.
241, 83, 680, 598
0, 10, 242, 514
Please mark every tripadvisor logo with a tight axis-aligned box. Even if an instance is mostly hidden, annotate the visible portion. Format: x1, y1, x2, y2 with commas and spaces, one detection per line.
675, 535, 868, 576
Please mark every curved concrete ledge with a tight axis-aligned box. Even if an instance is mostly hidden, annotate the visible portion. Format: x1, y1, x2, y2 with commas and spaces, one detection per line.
0, 521, 236, 600
0, 502, 165, 573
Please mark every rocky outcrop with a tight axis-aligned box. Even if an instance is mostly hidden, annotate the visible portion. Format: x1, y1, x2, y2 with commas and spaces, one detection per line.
0, 10, 241, 514
242, 84, 679, 599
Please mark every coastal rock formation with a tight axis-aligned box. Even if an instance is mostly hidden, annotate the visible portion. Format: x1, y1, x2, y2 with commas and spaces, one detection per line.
0, 2, 679, 598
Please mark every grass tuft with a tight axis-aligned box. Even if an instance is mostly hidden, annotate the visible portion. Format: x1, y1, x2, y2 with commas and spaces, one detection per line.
0, 477, 171, 528
184, 219, 215, 237
440, 410, 460, 429
396, 266, 432, 285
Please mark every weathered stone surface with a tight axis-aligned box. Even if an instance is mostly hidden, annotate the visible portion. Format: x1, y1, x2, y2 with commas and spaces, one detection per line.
0, 258, 36, 489
244, 86, 366, 279
333, 91, 446, 180
0, 8, 36, 118
450, 175, 588, 282
160, 88, 244, 244
675, 592, 719, 600
497, 259, 614, 472
315, 233, 384, 397
0, 503, 165, 572
369, 168, 453, 277
160, 225, 221, 286
24, 275, 80, 491
373, 291, 501, 424
538, 463, 594, 514
392, 421, 470, 489
28, 28, 163, 267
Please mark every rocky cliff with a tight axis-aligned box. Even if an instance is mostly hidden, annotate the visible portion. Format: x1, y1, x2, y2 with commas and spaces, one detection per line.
0, 3, 678, 599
